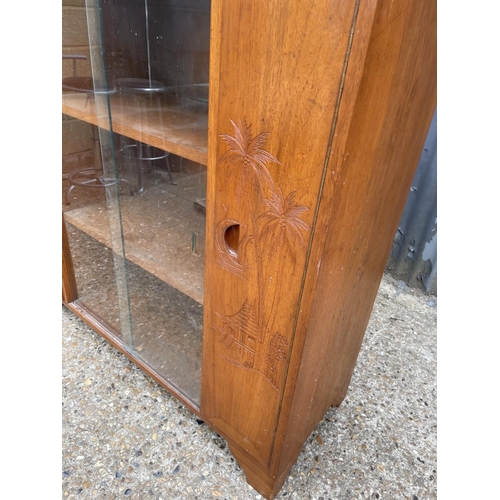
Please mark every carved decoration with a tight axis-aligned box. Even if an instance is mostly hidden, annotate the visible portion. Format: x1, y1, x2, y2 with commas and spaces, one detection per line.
214, 119, 311, 389
265, 333, 289, 388
214, 300, 258, 370
258, 188, 310, 253
219, 119, 280, 198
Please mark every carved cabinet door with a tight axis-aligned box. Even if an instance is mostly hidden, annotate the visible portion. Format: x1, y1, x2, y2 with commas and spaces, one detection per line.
201, 0, 358, 471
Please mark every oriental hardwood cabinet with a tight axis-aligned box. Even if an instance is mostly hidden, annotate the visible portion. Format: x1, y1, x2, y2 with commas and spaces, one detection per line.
62, 0, 436, 498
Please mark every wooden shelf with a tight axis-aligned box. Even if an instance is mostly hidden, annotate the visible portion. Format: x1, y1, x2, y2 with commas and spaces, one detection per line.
64, 171, 207, 305
62, 92, 208, 166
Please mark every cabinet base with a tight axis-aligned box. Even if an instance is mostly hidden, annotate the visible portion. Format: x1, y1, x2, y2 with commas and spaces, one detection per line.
227, 444, 290, 500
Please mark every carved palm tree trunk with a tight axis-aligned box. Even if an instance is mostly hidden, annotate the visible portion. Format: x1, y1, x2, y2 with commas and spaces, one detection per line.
265, 231, 285, 336
253, 231, 285, 375
241, 162, 265, 343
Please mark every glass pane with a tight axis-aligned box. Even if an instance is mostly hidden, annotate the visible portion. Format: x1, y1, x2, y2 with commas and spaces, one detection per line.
62, 4, 124, 336
63, 0, 210, 405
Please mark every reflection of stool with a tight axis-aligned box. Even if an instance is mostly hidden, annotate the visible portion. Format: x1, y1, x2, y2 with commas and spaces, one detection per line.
116, 78, 177, 193
63, 55, 130, 205
120, 139, 175, 195
65, 125, 130, 205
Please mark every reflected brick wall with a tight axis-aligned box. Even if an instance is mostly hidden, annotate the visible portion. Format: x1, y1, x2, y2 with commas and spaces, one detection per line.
62, 0, 93, 177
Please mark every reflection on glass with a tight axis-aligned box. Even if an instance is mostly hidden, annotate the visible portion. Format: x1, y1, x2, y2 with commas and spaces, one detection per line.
62, 0, 210, 405
62, 12, 123, 335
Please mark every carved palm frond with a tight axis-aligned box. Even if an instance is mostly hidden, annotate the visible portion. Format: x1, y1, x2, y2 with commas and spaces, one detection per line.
219, 119, 281, 190
258, 187, 310, 253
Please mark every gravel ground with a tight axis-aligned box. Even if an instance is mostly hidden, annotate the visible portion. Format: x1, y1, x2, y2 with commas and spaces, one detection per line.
62, 274, 437, 500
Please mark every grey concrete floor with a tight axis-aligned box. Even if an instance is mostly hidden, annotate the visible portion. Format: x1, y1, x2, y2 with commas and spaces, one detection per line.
62, 274, 437, 499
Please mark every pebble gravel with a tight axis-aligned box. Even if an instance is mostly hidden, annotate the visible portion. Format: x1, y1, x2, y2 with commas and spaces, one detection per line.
62, 274, 437, 499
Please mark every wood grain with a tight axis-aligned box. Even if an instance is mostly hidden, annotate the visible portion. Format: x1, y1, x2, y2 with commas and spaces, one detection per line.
62, 92, 208, 165
201, 0, 359, 486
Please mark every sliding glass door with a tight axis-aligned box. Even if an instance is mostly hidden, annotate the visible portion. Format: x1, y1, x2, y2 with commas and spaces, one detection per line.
62, 0, 211, 405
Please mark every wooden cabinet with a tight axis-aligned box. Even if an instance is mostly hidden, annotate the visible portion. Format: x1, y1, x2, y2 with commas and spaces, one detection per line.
62, 0, 436, 498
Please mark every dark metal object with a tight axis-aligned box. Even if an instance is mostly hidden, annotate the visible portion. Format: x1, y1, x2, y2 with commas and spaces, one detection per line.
386, 110, 437, 293
62, 55, 116, 95
63, 55, 127, 204
192, 231, 200, 256
115, 77, 165, 93
120, 140, 175, 194
66, 126, 130, 205
116, 77, 177, 188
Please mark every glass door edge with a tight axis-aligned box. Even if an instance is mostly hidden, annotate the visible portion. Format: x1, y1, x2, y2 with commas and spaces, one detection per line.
63, 299, 202, 416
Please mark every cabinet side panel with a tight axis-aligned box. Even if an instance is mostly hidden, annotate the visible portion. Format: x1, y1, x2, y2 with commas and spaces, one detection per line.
274, 0, 437, 478
201, 0, 357, 469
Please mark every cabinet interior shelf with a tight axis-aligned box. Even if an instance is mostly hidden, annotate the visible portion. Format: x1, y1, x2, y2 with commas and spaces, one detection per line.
63, 90, 208, 305
64, 172, 207, 305
62, 91, 208, 166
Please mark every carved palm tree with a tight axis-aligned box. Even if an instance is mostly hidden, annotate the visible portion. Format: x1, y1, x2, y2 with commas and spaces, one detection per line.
258, 187, 310, 336
219, 119, 280, 195
259, 187, 310, 249
219, 119, 282, 335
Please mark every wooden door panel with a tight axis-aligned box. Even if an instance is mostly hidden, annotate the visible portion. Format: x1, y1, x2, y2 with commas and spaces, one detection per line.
202, 0, 358, 467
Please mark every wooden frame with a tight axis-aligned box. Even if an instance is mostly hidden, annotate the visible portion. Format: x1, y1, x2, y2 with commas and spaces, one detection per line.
62, 215, 78, 304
